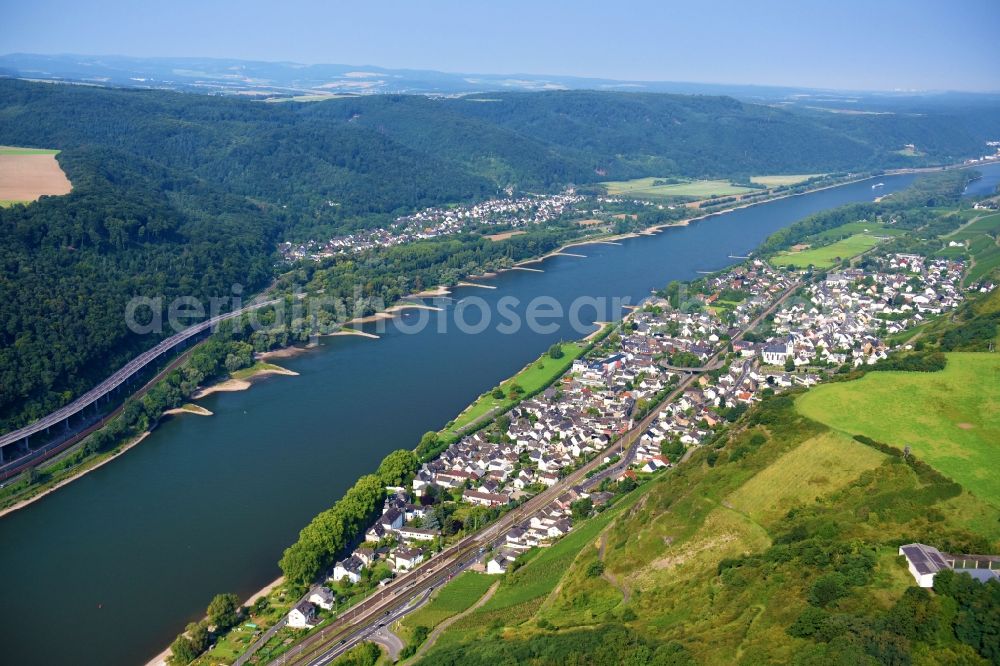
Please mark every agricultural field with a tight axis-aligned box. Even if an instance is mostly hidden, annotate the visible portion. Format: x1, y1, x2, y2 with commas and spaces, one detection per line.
0, 145, 72, 204
948, 211, 1000, 240
0, 146, 60, 155
601, 177, 754, 199
941, 212, 1000, 284
771, 232, 882, 268
750, 174, 821, 187
445, 342, 585, 433
808, 220, 903, 243
264, 93, 345, 103
797, 352, 1000, 507
484, 230, 527, 241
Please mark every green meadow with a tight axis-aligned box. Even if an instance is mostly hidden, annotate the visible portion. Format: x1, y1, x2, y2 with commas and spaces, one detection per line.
808, 220, 903, 243
0, 146, 60, 155
772, 233, 882, 268
398, 571, 495, 637
445, 341, 586, 434
797, 352, 1000, 507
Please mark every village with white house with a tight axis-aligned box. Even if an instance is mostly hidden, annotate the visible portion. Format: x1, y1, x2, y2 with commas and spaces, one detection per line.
279, 191, 585, 262
287, 250, 992, 629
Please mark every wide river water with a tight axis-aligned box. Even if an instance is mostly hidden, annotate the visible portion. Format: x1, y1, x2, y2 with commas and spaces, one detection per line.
2, 163, 999, 665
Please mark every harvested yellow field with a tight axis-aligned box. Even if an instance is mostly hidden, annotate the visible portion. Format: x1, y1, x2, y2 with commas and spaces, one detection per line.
0, 147, 72, 203
485, 230, 527, 241
750, 174, 821, 187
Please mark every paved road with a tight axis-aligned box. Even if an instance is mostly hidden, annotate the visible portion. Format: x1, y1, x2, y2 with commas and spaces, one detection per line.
262, 278, 802, 666
369, 626, 404, 661
0, 298, 279, 460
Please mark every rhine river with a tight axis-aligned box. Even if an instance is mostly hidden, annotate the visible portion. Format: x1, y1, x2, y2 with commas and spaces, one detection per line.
1, 163, 998, 665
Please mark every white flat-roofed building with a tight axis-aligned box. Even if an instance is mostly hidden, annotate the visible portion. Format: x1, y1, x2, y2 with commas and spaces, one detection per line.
899, 543, 949, 587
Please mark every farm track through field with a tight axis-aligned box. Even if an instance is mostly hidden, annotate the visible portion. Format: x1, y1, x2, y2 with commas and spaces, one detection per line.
405, 581, 500, 663
598, 530, 630, 604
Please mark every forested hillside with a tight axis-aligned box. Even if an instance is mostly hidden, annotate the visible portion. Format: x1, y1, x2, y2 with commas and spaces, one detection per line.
0, 145, 277, 430
1, 77, 998, 434
2, 80, 996, 224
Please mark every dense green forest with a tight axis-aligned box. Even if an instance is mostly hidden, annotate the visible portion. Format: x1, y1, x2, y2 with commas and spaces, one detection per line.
2, 80, 995, 225
0, 147, 277, 431
1, 78, 998, 434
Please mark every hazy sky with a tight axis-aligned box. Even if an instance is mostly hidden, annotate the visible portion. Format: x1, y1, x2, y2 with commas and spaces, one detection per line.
3, 0, 999, 92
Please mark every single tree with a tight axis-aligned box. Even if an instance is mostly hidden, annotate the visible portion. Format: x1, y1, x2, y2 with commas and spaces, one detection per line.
207, 592, 241, 631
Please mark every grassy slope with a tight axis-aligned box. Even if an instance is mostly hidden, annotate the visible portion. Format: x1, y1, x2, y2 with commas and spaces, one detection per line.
968, 238, 1000, 284
726, 430, 887, 526
423, 484, 654, 655
797, 353, 1000, 508
398, 571, 495, 636
942, 211, 1000, 285
418, 375, 1000, 664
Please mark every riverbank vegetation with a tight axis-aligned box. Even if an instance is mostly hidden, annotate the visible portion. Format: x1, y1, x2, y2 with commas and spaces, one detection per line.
278, 450, 418, 585
442, 341, 586, 436
758, 170, 976, 260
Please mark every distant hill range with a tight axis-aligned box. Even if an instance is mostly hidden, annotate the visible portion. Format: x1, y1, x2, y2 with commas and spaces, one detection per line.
4, 52, 1000, 112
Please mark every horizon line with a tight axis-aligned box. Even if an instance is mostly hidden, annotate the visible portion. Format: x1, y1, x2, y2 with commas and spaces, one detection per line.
4, 51, 1000, 97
